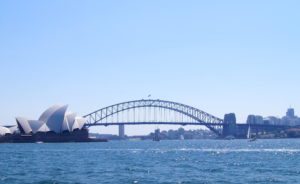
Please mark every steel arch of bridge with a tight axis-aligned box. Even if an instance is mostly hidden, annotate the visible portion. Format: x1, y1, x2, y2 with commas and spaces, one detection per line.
83, 99, 224, 136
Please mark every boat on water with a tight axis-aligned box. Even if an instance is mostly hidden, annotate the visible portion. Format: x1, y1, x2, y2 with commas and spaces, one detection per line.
247, 124, 256, 142
249, 137, 256, 142
180, 135, 185, 140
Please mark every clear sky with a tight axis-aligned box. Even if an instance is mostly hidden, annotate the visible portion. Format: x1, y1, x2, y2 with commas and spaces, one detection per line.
0, 0, 299, 135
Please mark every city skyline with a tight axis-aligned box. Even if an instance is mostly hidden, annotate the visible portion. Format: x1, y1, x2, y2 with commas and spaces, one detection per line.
1, 0, 300, 135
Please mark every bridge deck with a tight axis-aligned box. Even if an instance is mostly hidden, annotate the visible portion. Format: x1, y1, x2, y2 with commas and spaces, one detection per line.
85, 122, 224, 127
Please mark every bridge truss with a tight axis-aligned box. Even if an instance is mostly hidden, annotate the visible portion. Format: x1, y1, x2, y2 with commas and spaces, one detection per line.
83, 99, 224, 136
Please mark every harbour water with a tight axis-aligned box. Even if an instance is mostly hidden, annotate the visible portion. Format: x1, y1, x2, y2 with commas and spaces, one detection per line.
0, 139, 299, 184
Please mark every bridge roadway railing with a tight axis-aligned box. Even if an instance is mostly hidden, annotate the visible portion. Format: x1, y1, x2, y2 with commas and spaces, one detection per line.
88, 122, 224, 126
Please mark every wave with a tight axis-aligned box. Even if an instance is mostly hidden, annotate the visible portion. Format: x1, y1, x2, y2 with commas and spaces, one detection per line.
2, 148, 298, 153
88, 148, 300, 153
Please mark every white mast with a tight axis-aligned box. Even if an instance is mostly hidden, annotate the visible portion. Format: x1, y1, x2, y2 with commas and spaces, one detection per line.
247, 124, 251, 139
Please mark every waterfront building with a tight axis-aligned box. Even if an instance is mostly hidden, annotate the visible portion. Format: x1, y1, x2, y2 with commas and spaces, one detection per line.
0, 105, 87, 137
281, 108, 300, 126
264, 116, 281, 125
246, 115, 256, 124
246, 108, 300, 126
153, 129, 160, 141
286, 108, 295, 118
255, 116, 264, 124
246, 115, 263, 124
16, 105, 87, 134
0, 105, 109, 143
281, 116, 300, 126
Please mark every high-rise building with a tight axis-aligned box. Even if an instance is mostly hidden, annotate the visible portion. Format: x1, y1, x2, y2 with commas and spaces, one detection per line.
286, 108, 295, 118
264, 116, 281, 125
153, 129, 160, 141
246, 115, 256, 124
247, 115, 264, 124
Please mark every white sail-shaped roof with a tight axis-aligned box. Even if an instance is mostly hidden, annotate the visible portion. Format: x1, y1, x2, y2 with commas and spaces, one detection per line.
66, 112, 77, 131
16, 117, 32, 134
45, 105, 68, 133
77, 118, 87, 130
62, 117, 70, 132
37, 123, 50, 132
28, 120, 44, 133
72, 117, 86, 131
15, 104, 85, 134
39, 105, 63, 122
72, 119, 79, 131
0, 126, 11, 136
8, 126, 18, 134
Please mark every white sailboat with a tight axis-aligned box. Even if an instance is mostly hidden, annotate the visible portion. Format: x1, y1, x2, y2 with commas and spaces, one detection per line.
247, 124, 251, 139
247, 124, 256, 141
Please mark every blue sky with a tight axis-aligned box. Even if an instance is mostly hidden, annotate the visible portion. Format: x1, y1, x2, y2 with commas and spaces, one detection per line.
0, 0, 299, 135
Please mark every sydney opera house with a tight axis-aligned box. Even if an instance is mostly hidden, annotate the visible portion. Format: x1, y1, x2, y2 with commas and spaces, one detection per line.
0, 105, 105, 143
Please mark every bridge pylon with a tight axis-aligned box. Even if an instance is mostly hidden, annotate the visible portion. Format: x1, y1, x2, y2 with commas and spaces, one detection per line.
222, 113, 237, 138
119, 124, 125, 139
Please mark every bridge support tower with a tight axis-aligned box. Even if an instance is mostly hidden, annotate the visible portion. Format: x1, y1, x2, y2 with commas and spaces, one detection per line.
222, 113, 237, 138
119, 125, 125, 139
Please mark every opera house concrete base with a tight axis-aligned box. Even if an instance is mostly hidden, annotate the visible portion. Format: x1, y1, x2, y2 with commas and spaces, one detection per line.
0, 129, 107, 143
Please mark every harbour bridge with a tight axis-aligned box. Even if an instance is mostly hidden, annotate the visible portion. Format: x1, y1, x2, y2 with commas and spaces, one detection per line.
83, 99, 224, 136
83, 99, 291, 138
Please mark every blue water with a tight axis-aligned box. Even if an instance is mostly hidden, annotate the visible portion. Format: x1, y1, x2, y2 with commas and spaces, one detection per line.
0, 139, 300, 184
